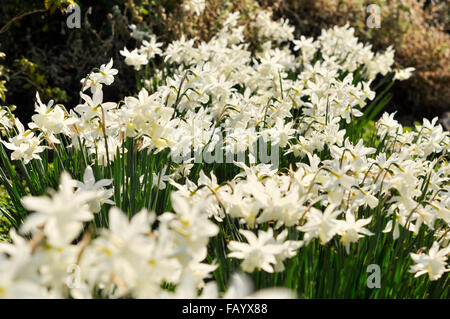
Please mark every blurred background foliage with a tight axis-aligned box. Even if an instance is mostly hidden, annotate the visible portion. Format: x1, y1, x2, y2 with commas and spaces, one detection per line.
0, 0, 448, 124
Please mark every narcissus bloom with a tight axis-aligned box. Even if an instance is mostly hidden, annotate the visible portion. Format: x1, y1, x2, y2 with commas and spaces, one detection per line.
228, 228, 300, 273
21, 172, 96, 246
409, 241, 450, 281
338, 211, 373, 254
120, 47, 148, 71
75, 166, 115, 213
297, 204, 342, 244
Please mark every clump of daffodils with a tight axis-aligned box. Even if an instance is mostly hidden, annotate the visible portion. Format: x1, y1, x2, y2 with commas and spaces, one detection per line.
0, 8, 448, 298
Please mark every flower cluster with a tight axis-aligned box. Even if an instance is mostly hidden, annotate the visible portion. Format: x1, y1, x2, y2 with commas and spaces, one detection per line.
0, 8, 448, 298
